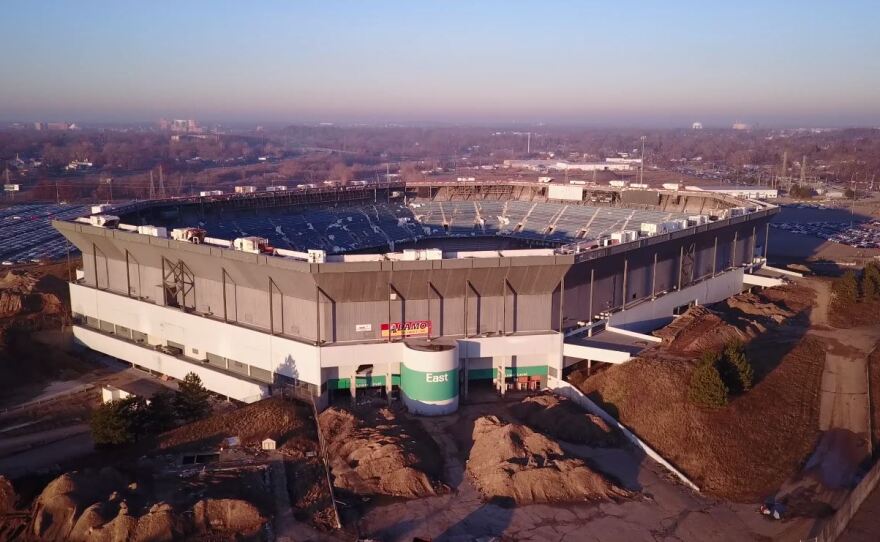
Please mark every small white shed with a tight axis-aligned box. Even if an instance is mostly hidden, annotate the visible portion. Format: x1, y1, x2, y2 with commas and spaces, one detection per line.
261, 438, 277, 451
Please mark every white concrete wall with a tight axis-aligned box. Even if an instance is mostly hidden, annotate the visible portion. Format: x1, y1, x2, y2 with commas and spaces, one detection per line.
71, 284, 323, 386
77, 327, 268, 402
561, 344, 631, 364
609, 268, 744, 333
458, 333, 563, 375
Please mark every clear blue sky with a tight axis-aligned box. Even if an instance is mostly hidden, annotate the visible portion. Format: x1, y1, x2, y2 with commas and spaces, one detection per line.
2, 0, 879, 127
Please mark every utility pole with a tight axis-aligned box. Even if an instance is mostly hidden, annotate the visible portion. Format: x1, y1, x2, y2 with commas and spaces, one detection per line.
149, 170, 155, 200
527, 132, 531, 155
800, 155, 806, 186
639, 135, 646, 185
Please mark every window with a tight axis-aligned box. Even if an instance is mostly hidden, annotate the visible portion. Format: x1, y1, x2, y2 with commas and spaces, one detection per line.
206, 353, 226, 368
131, 330, 147, 343
100, 320, 115, 334
115, 325, 133, 340
249, 366, 273, 383
228, 358, 249, 376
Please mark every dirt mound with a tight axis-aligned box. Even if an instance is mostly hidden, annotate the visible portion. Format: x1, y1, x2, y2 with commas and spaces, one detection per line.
0, 475, 16, 513
653, 305, 748, 353
192, 498, 266, 537
318, 406, 444, 498
29, 468, 266, 541
466, 416, 631, 504
509, 394, 621, 446
31, 467, 129, 541
573, 336, 825, 501
722, 291, 794, 322
158, 396, 315, 452
0, 270, 64, 319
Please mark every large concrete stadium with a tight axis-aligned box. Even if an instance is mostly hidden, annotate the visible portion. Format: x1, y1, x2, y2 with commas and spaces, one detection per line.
53, 180, 777, 415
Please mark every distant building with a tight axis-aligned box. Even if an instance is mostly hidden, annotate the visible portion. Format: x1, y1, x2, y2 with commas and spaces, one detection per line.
732, 122, 750, 131
684, 184, 777, 200
503, 159, 632, 172
159, 118, 203, 134
692, 122, 703, 130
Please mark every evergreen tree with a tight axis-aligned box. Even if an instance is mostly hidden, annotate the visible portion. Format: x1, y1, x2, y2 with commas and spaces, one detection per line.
861, 263, 880, 300
145, 390, 177, 433
723, 340, 754, 392
174, 372, 212, 423
689, 351, 729, 407
90, 396, 145, 446
832, 270, 859, 310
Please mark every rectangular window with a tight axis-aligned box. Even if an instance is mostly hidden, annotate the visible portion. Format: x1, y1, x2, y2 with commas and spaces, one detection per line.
205, 352, 225, 368
131, 330, 147, 343
249, 366, 273, 383
228, 359, 249, 376
100, 320, 115, 334
167, 340, 185, 351
85, 316, 100, 329
548, 366, 558, 378
115, 325, 133, 340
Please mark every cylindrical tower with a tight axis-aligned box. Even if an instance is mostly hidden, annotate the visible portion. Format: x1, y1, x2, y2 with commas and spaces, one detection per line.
400, 341, 459, 415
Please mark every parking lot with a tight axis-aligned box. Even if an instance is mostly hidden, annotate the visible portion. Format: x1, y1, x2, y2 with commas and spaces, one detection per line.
0, 203, 90, 265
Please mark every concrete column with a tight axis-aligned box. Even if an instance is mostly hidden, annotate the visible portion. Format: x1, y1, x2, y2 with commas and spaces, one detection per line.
349, 371, 356, 405
588, 268, 595, 337
621, 258, 628, 310
462, 357, 469, 400
498, 356, 507, 396
386, 367, 392, 404
764, 222, 770, 260
712, 236, 718, 276
732, 230, 738, 269
587, 359, 592, 376
651, 252, 658, 299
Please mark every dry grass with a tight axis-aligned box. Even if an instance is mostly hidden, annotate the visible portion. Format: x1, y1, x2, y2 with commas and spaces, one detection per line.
573, 336, 825, 502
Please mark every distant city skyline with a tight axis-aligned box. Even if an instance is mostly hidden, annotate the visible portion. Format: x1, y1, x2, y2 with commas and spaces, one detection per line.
2, 0, 879, 127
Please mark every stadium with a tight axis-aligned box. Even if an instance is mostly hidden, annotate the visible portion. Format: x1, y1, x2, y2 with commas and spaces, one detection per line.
53, 180, 777, 415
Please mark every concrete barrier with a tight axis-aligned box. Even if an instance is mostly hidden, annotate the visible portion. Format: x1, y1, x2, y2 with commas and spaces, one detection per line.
548, 377, 700, 492
812, 457, 880, 541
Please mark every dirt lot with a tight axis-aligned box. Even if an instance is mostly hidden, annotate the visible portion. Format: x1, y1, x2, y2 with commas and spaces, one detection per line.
571, 284, 826, 502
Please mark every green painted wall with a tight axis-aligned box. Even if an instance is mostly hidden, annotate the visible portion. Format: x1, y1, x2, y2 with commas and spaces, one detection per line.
327, 374, 402, 390
467, 365, 548, 381
400, 364, 458, 401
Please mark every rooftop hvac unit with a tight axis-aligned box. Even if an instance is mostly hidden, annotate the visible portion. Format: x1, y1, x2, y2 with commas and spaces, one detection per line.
640, 222, 663, 235
611, 230, 638, 243
136, 225, 167, 238
662, 183, 680, 190
401, 248, 442, 261
199, 190, 223, 196
307, 249, 326, 263
233, 236, 272, 254
688, 215, 709, 226
630, 183, 649, 189
171, 227, 206, 244
609, 180, 629, 187
234, 185, 257, 194
88, 214, 120, 228
91, 204, 112, 215
266, 185, 288, 192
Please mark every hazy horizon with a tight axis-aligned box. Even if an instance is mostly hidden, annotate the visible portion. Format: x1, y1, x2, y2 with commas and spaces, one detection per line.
2, 0, 879, 128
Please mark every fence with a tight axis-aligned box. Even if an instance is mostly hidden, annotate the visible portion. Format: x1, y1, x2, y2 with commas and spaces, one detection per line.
548, 377, 700, 492
0, 384, 95, 417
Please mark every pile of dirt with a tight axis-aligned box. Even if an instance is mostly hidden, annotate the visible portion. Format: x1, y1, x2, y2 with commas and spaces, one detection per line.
0, 475, 27, 541
466, 416, 631, 504
0, 270, 65, 320
653, 305, 748, 353
318, 406, 444, 498
509, 394, 621, 447
28, 468, 267, 541
573, 336, 826, 501
870, 341, 880, 450
158, 396, 315, 452
653, 285, 813, 355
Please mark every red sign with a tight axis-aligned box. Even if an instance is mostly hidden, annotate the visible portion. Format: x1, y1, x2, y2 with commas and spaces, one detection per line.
380, 320, 432, 338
